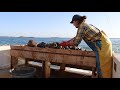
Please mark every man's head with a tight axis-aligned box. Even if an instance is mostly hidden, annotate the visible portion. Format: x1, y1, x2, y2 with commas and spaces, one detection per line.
70, 14, 87, 28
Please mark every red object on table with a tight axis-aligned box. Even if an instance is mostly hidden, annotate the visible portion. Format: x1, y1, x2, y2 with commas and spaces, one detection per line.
59, 41, 67, 47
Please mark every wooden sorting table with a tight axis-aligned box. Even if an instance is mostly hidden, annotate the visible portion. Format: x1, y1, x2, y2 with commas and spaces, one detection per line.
10, 45, 98, 78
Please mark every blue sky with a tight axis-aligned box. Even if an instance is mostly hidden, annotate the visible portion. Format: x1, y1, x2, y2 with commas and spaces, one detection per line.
0, 12, 120, 38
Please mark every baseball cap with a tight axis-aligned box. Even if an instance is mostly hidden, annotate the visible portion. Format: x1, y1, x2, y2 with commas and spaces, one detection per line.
70, 14, 82, 23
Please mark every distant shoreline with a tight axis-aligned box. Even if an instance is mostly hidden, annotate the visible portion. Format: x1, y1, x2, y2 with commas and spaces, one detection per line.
0, 36, 119, 39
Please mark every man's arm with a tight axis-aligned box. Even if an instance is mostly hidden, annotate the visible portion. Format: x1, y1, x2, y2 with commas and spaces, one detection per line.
73, 28, 83, 46
59, 30, 83, 47
59, 25, 84, 47
59, 37, 75, 47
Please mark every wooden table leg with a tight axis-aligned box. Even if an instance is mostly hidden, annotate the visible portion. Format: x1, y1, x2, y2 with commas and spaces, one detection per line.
92, 67, 98, 78
25, 58, 29, 65
42, 61, 45, 77
42, 61, 51, 78
11, 56, 18, 69
60, 64, 66, 77
60, 63, 66, 71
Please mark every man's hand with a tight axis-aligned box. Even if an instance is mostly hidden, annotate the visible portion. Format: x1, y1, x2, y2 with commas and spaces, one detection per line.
59, 38, 74, 47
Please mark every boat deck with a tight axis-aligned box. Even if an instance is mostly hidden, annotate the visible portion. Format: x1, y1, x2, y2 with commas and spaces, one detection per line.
0, 68, 11, 78
0, 63, 92, 78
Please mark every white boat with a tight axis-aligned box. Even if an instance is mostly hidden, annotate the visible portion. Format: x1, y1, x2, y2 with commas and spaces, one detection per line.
0, 45, 119, 78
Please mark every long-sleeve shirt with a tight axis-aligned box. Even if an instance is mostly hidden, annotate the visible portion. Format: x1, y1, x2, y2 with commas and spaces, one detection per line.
73, 22, 102, 46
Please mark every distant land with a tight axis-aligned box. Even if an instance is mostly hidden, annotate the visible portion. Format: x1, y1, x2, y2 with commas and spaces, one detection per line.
0, 36, 119, 39
0, 36, 70, 38
18, 36, 35, 38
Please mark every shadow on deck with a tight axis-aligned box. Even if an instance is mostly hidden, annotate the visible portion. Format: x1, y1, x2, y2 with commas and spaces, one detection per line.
0, 65, 92, 78
31, 64, 92, 78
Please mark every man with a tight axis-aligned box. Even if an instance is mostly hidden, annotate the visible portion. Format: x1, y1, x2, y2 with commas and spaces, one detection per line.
59, 14, 113, 78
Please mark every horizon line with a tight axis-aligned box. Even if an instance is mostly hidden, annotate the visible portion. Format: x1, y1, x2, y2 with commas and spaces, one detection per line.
0, 36, 120, 39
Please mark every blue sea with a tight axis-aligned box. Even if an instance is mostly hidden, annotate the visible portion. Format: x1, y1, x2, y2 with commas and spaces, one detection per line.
0, 37, 120, 53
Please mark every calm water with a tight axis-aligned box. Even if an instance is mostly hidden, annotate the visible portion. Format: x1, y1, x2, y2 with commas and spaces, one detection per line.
0, 37, 120, 53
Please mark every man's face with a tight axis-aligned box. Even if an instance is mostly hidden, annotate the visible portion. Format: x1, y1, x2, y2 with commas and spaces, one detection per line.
73, 20, 79, 28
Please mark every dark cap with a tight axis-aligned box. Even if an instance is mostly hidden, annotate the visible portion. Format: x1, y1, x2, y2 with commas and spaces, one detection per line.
70, 14, 82, 23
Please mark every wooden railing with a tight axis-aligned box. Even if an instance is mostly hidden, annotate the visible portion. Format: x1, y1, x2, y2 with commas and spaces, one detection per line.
10, 45, 98, 78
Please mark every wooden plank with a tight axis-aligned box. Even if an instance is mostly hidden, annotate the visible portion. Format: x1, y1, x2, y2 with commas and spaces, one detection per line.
63, 55, 77, 65
10, 50, 48, 61
55, 54, 64, 63
76, 56, 96, 67
10, 50, 96, 67
10, 45, 96, 57
48, 53, 57, 62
